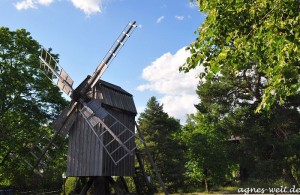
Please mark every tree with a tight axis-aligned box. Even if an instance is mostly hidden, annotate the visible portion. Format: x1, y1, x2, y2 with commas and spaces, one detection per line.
179, 0, 300, 188
0, 27, 68, 190
180, 113, 232, 192
190, 62, 300, 184
137, 96, 186, 193
181, 0, 300, 111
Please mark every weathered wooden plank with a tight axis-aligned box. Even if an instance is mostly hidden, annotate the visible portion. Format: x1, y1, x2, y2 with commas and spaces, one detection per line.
83, 115, 88, 175
95, 123, 102, 175
78, 115, 83, 176
88, 120, 93, 175
66, 80, 137, 177
96, 81, 137, 114
67, 113, 78, 176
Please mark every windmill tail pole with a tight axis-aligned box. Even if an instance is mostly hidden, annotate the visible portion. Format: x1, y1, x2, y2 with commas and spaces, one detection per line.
135, 122, 169, 195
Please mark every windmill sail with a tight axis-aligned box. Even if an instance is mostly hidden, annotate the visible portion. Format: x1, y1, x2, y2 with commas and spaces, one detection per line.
22, 128, 67, 172
35, 47, 78, 168
80, 99, 141, 165
32, 102, 78, 169
87, 21, 137, 91
52, 101, 78, 136
39, 47, 74, 96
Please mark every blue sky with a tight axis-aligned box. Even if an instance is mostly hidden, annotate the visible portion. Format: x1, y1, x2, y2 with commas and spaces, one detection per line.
0, 0, 205, 123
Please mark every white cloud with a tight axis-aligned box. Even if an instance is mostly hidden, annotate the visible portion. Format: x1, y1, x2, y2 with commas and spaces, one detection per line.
15, 0, 37, 10
15, 0, 55, 10
160, 94, 198, 121
38, 0, 54, 6
137, 47, 203, 123
14, 0, 102, 15
175, 15, 184, 21
15, 0, 54, 10
70, 0, 101, 15
156, 16, 165, 23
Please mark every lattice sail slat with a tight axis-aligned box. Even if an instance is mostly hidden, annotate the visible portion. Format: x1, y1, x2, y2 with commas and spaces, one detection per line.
39, 47, 74, 96
80, 100, 143, 165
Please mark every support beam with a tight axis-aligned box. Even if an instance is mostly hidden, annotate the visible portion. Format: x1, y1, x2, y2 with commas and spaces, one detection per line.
80, 177, 95, 195
135, 122, 169, 195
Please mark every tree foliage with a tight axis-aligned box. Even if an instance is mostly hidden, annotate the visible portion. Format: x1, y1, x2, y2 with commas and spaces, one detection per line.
181, 113, 232, 192
184, 59, 300, 186
137, 96, 186, 193
0, 27, 68, 190
181, 0, 300, 111
179, 0, 300, 190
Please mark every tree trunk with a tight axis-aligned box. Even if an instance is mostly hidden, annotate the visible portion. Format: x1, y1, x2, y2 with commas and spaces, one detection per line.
204, 168, 209, 192
204, 178, 209, 192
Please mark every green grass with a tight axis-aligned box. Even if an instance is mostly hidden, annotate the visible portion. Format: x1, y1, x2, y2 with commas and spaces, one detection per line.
214, 186, 238, 193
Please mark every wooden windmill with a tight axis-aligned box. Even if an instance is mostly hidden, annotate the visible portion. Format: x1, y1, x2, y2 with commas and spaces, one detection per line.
29, 21, 168, 194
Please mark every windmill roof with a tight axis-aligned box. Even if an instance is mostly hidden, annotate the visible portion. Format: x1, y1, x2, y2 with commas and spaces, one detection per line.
96, 80, 137, 114
98, 79, 132, 96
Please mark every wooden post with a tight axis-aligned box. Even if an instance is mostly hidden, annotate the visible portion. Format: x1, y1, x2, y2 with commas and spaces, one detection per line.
93, 177, 110, 195
135, 122, 169, 195
106, 176, 124, 195
80, 177, 94, 195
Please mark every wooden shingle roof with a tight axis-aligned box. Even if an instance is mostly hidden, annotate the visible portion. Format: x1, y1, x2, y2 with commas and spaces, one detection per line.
96, 80, 137, 115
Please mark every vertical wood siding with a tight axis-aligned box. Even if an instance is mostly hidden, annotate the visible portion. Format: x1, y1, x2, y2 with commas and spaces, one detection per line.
66, 80, 136, 176
67, 112, 103, 176
101, 107, 135, 176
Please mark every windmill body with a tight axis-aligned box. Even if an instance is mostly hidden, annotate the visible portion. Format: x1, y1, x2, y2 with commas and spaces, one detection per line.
36, 22, 138, 175
66, 80, 137, 176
